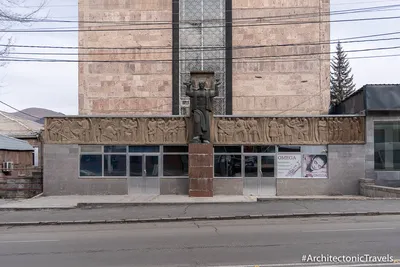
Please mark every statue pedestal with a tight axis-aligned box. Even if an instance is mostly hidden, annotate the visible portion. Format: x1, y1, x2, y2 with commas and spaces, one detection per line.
188, 143, 214, 197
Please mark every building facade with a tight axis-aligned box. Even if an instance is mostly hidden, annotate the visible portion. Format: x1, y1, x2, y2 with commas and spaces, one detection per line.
78, 0, 330, 116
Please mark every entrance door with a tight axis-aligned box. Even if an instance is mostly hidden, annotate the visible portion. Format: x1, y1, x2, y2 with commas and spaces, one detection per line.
243, 155, 276, 196
128, 155, 160, 195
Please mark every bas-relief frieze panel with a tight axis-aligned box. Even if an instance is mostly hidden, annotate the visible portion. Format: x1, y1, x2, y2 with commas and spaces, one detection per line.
213, 117, 365, 145
44, 117, 188, 144
44, 116, 365, 145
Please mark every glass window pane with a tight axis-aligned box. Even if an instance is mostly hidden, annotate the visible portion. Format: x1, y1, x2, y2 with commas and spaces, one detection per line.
214, 146, 241, 153
214, 155, 242, 177
164, 146, 188, 153
129, 156, 143, 176
244, 156, 258, 177
129, 146, 160, 153
261, 156, 275, 177
104, 146, 126, 153
80, 145, 102, 153
146, 156, 159, 177
374, 122, 400, 170
163, 155, 189, 176
104, 155, 127, 176
243, 146, 275, 153
278, 146, 301, 152
80, 155, 102, 177
302, 146, 328, 154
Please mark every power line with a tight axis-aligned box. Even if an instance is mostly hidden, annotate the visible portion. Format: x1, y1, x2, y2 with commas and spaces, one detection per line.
17, 0, 400, 8
2, 44, 400, 63
0, 101, 41, 120
2, 30, 400, 51
9, 3, 400, 25
5, 36, 400, 57
3, 14, 400, 33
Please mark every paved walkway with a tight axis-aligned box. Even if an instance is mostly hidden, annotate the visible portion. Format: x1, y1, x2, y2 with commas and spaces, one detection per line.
0, 199, 399, 225
0, 195, 371, 209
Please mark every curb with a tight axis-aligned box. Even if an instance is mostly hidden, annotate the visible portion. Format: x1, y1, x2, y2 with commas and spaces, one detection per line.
76, 201, 257, 209
257, 197, 400, 201
1, 211, 400, 227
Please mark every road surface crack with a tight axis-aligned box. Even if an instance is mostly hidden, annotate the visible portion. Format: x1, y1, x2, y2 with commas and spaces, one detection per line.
291, 201, 309, 210
182, 204, 191, 216
211, 225, 219, 235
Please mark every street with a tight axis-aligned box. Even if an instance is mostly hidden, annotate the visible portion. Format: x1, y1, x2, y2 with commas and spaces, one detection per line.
0, 215, 400, 267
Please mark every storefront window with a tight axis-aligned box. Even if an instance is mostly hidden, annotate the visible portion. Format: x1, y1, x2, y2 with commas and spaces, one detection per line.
163, 146, 188, 177
103, 155, 127, 176
374, 122, 400, 170
214, 155, 242, 177
80, 155, 102, 177
243, 146, 275, 153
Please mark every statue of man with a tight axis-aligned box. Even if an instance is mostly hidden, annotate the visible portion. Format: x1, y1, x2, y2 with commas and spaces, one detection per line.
185, 79, 220, 143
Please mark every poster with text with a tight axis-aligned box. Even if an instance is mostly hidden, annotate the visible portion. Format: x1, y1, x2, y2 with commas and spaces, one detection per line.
302, 154, 328, 178
277, 154, 302, 178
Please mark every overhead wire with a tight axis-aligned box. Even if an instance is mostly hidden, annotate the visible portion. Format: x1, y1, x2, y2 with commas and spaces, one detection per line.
4, 36, 400, 57
6, 3, 400, 26
2, 44, 400, 63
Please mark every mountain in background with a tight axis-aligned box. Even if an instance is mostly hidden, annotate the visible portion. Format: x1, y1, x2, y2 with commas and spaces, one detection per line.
6, 108, 64, 124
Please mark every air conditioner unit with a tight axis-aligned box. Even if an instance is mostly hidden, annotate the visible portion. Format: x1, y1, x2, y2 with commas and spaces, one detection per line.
2, 162, 13, 173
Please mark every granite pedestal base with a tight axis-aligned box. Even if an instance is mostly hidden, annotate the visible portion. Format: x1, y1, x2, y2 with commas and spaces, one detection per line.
188, 143, 214, 197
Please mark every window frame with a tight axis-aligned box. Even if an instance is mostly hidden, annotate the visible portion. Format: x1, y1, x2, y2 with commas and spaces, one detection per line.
161, 145, 189, 178
373, 121, 400, 171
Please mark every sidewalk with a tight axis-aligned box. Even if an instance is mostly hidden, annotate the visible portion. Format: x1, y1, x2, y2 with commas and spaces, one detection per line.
0, 195, 372, 210
0, 198, 399, 226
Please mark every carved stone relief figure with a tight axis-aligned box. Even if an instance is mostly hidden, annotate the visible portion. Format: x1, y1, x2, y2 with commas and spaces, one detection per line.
247, 118, 261, 142
156, 119, 166, 142
147, 119, 157, 143
268, 118, 279, 143
278, 123, 285, 142
328, 118, 335, 142
341, 118, 351, 142
47, 119, 63, 141
234, 118, 248, 142
177, 119, 187, 142
284, 119, 293, 142
316, 119, 328, 143
99, 118, 117, 142
166, 118, 179, 142
350, 117, 362, 142
217, 119, 226, 143
301, 118, 310, 141
225, 118, 235, 143
120, 118, 138, 142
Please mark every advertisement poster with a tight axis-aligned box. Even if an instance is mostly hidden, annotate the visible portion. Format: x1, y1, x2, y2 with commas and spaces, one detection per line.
277, 154, 302, 178
303, 154, 328, 178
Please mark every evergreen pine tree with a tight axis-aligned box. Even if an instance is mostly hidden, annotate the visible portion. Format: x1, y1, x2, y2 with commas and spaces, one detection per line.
330, 42, 356, 107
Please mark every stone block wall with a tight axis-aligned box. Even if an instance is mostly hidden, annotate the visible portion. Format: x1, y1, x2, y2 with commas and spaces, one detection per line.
78, 0, 173, 115
43, 144, 127, 195
277, 144, 365, 195
232, 0, 330, 115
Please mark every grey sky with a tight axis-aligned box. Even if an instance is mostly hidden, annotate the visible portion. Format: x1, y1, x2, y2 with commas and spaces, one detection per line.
0, 0, 399, 115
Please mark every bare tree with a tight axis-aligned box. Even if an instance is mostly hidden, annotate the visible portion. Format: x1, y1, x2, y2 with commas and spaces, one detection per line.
0, 0, 46, 66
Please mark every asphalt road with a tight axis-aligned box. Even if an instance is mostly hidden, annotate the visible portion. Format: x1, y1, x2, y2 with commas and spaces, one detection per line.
1, 215, 400, 267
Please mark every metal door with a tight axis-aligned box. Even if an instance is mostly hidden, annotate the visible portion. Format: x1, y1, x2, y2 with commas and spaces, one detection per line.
127, 155, 160, 195
243, 154, 276, 196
